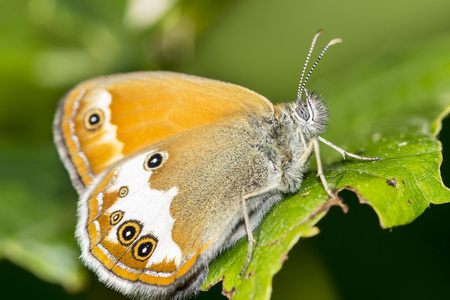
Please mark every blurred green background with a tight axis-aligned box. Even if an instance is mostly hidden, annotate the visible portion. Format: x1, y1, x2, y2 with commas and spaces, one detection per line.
1, 0, 449, 299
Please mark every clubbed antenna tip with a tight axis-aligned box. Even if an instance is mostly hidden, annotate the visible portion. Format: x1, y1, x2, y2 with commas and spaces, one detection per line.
328, 38, 343, 46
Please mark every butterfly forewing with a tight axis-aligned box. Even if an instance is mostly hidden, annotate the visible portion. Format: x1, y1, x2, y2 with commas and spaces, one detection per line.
54, 72, 274, 194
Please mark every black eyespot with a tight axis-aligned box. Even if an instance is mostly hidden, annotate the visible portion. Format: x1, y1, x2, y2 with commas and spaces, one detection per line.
144, 152, 166, 171
84, 108, 105, 130
110, 211, 123, 225
118, 186, 128, 198
117, 221, 142, 246
89, 114, 100, 125
132, 235, 157, 261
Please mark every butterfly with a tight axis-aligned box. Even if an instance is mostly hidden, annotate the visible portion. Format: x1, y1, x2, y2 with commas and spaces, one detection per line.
53, 30, 379, 299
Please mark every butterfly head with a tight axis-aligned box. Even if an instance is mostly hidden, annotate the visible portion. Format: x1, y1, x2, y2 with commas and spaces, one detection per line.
289, 30, 341, 139
291, 89, 328, 138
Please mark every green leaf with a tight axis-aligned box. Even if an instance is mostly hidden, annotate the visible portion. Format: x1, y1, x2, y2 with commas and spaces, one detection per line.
201, 35, 450, 299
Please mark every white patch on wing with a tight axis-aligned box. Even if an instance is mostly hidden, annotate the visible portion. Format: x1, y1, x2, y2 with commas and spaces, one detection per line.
94, 220, 101, 236
80, 88, 124, 166
104, 151, 182, 266
96, 192, 103, 214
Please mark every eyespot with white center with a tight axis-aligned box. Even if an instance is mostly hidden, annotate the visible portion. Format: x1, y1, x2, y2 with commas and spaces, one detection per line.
117, 220, 142, 246
144, 151, 167, 171
110, 211, 124, 225
132, 235, 158, 261
84, 108, 105, 131
118, 186, 128, 198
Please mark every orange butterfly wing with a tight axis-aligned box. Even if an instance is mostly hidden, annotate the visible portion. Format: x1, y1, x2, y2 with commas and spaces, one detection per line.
54, 71, 274, 193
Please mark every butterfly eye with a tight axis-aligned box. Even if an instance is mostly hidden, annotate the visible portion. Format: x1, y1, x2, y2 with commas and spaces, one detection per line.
118, 186, 128, 198
132, 235, 157, 261
295, 104, 311, 122
144, 151, 166, 171
117, 221, 142, 246
84, 108, 105, 130
110, 211, 123, 225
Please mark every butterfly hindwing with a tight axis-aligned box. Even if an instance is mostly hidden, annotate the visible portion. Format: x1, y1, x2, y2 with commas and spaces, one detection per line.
77, 113, 282, 297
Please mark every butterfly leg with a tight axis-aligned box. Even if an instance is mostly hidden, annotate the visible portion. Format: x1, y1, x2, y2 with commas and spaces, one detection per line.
297, 134, 315, 165
295, 134, 338, 199
239, 182, 281, 277
313, 136, 381, 200
313, 137, 337, 199
239, 196, 255, 277
297, 135, 338, 199
318, 136, 381, 161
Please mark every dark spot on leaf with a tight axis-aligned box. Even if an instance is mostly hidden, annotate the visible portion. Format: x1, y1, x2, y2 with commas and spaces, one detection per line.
387, 178, 398, 187
244, 270, 255, 280
402, 179, 406, 184
408, 199, 412, 205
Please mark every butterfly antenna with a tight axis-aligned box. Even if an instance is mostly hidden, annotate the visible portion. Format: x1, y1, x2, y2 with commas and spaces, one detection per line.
298, 37, 343, 101
297, 29, 324, 101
